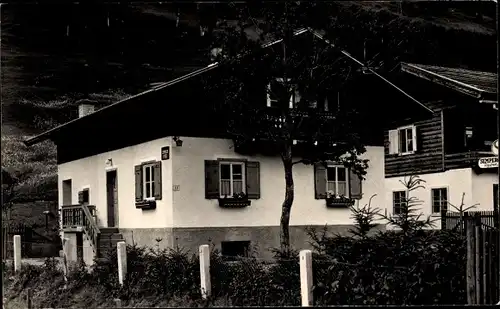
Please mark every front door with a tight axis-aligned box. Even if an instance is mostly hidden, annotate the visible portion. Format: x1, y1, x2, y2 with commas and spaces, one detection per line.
106, 170, 118, 227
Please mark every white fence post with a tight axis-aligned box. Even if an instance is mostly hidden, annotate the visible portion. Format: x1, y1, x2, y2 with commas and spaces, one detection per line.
300, 249, 313, 307
199, 244, 211, 299
117, 241, 127, 286
13, 235, 21, 272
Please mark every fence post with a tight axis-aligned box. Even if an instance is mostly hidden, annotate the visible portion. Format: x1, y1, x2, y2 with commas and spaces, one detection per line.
117, 241, 127, 286
62, 238, 69, 286
26, 288, 32, 309
466, 217, 476, 304
440, 208, 446, 230
300, 249, 313, 307
199, 244, 211, 299
474, 215, 481, 304
13, 235, 21, 272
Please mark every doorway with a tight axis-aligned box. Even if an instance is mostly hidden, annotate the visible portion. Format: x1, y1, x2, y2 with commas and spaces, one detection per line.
106, 170, 118, 227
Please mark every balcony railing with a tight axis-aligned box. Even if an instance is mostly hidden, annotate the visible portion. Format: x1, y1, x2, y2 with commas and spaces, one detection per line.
445, 151, 493, 170
61, 204, 100, 255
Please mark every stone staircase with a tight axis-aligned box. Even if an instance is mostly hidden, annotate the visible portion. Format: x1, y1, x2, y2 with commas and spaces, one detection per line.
98, 228, 124, 258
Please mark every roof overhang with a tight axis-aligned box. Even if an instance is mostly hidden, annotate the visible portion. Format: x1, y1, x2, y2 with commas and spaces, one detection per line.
401, 62, 497, 101
25, 28, 433, 146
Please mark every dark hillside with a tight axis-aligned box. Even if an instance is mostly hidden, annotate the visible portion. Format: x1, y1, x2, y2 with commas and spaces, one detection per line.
0, 2, 496, 230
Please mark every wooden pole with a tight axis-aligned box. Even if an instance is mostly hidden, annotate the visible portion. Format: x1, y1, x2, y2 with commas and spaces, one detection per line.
466, 217, 476, 304
300, 250, 313, 307
474, 216, 481, 304
26, 288, 32, 309
13, 235, 21, 272
199, 245, 211, 299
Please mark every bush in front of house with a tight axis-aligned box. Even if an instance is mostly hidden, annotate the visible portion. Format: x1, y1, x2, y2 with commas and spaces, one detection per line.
3, 176, 469, 306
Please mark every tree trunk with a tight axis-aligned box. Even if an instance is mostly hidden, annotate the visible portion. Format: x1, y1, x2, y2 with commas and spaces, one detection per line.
280, 143, 294, 253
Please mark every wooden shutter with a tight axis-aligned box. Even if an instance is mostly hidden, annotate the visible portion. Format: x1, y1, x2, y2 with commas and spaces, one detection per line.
205, 160, 220, 199
135, 165, 143, 202
349, 169, 362, 200
314, 163, 327, 199
412, 125, 418, 152
153, 161, 162, 200
388, 129, 399, 154
246, 161, 260, 199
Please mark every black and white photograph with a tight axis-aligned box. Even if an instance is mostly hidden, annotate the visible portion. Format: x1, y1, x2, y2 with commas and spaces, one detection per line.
2, 1, 499, 307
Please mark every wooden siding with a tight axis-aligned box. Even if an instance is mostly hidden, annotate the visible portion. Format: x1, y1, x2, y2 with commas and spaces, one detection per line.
384, 109, 444, 178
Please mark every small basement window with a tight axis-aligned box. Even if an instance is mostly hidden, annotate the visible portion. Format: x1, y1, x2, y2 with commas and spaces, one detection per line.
221, 241, 250, 259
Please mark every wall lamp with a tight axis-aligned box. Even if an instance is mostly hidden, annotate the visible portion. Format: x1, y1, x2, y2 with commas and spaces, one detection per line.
173, 136, 183, 147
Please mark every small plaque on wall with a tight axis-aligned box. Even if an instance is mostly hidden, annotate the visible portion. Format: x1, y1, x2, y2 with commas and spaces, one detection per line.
161, 146, 170, 160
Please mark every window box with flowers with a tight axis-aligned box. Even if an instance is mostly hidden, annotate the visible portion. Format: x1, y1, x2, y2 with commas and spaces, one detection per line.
218, 192, 251, 208
325, 191, 355, 208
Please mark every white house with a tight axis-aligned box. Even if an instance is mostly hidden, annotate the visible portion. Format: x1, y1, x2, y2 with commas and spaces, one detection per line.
24, 29, 403, 263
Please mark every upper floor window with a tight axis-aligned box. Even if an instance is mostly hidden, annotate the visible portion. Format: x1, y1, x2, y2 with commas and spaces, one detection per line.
267, 78, 300, 109
388, 125, 417, 155
431, 187, 448, 214
393, 190, 407, 215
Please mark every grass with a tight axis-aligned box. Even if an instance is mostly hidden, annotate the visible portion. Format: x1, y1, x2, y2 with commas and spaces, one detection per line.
2, 135, 57, 204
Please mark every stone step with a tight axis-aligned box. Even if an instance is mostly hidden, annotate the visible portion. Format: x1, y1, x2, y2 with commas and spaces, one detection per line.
99, 235, 123, 241
100, 227, 119, 234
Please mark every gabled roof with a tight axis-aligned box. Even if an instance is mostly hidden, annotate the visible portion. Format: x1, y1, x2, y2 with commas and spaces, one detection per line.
401, 62, 497, 99
25, 28, 431, 147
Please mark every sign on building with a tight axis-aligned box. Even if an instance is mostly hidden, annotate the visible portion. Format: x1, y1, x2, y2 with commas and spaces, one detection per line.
478, 156, 499, 169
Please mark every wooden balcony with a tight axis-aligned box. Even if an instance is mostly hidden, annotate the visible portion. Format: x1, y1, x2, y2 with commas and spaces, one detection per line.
61, 204, 100, 255
62, 204, 97, 230
444, 151, 494, 171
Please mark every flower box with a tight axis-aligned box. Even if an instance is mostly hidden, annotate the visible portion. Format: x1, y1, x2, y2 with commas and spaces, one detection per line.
135, 200, 156, 210
325, 197, 355, 208
218, 198, 251, 208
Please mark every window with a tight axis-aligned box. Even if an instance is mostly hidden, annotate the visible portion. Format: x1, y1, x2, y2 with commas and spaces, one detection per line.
326, 166, 349, 197
431, 188, 448, 214
135, 161, 162, 202
314, 163, 362, 200
267, 78, 300, 108
205, 160, 260, 200
62, 179, 72, 205
221, 241, 250, 259
143, 163, 155, 199
388, 125, 417, 155
393, 191, 407, 215
78, 188, 89, 204
220, 162, 246, 197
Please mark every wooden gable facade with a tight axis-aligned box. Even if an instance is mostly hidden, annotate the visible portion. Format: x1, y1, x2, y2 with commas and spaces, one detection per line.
384, 64, 497, 178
